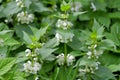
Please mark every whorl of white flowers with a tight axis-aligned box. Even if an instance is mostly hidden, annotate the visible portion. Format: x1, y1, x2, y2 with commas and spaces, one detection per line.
23, 61, 41, 74
55, 33, 74, 43
17, 11, 34, 24
56, 53, 65, 65
66, 54, 75, 66
16, 0, 24, 8
56, 19, 73, 30
56, 53, 75, 66
71, 2, 82, 12
78, 61, 100, 74
86, 44, 103, 59
55, 33, 63, 42
24, 49, 41, 74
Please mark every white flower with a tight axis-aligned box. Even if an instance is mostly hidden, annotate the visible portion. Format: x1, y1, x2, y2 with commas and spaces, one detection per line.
4, 19, 9, 23
16, 0, 24, 8
56, 53, 75, 66
91, 2, 96, 11
86, 51, 92, 59
66, 54, 75, 66
25, 49, 31, 53
55, 33, 63, 42
56, 53, 65, 65
23, 61, 41, 74
25, 49, 31, 57
35, 76, 39, 80
56, 19, 73, 30
71, 2, 82, 12
17, 11, 34, 24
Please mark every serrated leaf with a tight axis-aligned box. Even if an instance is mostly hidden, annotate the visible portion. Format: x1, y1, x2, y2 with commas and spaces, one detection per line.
4, 38, 20, 46
60, 1, 71, 11
0, 30, 13, 35
44, 38, 59, 48
92, 66, 115, 80
37, 47, 57, 59
31, 1, 51, 12
0, 58, 16, 76
92, 19, 101, 32
108, 12, 120, 18
108, 64, 120, 72
35, 26, 48, 41
22, 31, 32, 44
3, 1, 21, 17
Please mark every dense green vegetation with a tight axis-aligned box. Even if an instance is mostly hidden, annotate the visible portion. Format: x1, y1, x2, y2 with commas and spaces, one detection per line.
0, 0, 120, 80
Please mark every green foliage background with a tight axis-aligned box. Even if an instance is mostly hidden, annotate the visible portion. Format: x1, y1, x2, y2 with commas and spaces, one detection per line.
0, 0, 120, 80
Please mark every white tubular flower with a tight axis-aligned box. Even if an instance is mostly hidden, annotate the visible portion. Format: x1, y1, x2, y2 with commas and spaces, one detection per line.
17, 11, 34, 24
25, 49, 31, 57
55, 33, 63, 42
56, 19, 73, 30
86, 51, 92, 59
66, 54, 75, 66
56, 53, 65, 65
56, 53, 75, 66
23, 61, 41, 74
71, 2, 82, 12
35, 76, 39, 80
91, 2, 96, 11
16, 0, 24, 8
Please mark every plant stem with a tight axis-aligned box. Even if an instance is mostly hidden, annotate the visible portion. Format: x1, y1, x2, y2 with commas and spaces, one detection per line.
64, 43, 67, 61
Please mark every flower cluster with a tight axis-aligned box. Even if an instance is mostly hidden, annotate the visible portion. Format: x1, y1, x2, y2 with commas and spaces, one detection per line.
56, 19, 73, 30
16, 0, 24, 8
17, 11, 34, 24
23, 60, 41, 74
78, 61, 100, 74
86, 44, 103, 59
56, 53, 75, 66
55, 33, 74, 43
23, 49, 41, 75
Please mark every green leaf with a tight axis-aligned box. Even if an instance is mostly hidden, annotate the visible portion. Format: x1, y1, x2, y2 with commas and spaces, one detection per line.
35, 26, 48, 41
97, 16, 110, 29
92, 19, 101, 32
37, 47, 57, 59
23, 0, 32, 9
60, 1, 71, 11
44, 38, 59, 48
100, 39, 116, 50
0, 58, 16, 76
4, 38, 20, 46
22, 31, 32, 44
31, 1, 51, 12
108, 12, 120, 18
92, 66, 115, 80
0, 30, 13, 35
108, 64, 120, 72
0, 23, 8, 30
15, 24, 33, 44
100, 52, 120, 66
93, 0, 107, 11
2, 1, 21, 17
105, 23, 120, 46
69, 51, 83, 57
106, 0, 120, 8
